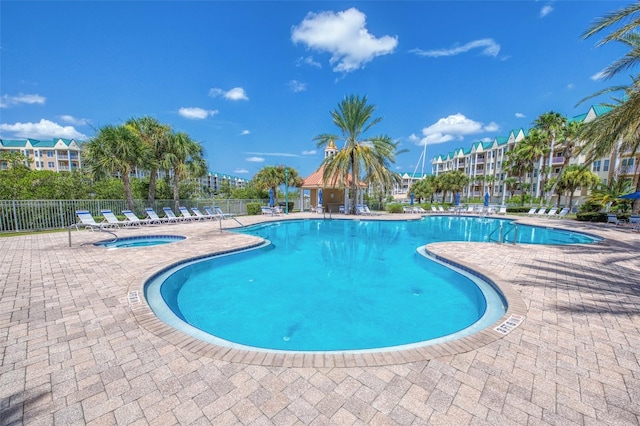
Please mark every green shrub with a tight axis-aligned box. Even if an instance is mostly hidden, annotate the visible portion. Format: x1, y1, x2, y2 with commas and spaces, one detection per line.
507, 206, 537, 214
576, 212, 607, 222
387, 203, 404, 213
246, 203, 262, 215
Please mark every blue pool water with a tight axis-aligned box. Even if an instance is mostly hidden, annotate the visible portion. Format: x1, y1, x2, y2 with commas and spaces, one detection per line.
146, 217, 598, 352
94, 235, 185, 249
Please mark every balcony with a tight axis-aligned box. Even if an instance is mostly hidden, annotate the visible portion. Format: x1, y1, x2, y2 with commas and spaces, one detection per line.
551, 157, 565, 165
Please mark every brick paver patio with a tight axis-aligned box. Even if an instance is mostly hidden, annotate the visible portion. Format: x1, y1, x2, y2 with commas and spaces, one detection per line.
1, 212, 639, 425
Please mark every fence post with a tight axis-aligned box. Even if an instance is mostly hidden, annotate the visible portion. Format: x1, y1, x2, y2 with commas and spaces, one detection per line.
12, 200, 19, 232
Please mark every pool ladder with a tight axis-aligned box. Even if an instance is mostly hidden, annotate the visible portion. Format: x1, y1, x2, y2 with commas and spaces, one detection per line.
488, 222, 518, 245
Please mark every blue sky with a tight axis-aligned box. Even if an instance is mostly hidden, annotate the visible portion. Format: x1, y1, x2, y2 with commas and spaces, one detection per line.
0, 1, 631, 179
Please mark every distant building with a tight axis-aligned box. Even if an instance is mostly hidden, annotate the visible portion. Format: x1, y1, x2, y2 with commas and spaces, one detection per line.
430, 105, 640, 206
0, 138, 84, 171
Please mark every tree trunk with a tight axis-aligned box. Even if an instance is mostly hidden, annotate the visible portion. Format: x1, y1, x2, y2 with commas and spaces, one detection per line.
122, 172, 135, 211
148, 167, 158, 205
173, 170, 180, 212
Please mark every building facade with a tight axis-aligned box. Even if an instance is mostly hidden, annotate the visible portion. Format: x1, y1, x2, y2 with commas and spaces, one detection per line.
429, 106, 640, 206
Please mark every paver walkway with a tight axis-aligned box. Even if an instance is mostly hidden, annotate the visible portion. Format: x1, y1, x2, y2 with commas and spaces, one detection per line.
1, 213, 639, 425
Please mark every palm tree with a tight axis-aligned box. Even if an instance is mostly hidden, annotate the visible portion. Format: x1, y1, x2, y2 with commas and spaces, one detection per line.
163, 132, 206, 211
532, 111, 567, 201
504, 145, 529, 205
314, 95, 402, 214
580, 3, 640, 191
126, 116, 171, 205
83, 124, 148, 210
587, 176, 633, 213
559, 165, 601, 210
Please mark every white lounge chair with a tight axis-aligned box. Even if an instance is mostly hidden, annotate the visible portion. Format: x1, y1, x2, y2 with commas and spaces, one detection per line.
526, 207, 537, 216
431, 206, 438, 213
535, 208, 547, 216
261, 206, 274, 216
74, 210, 110, 231
438, 206, 445, 213
339, 205, 345, 213
163, 207, 189, 222
497, 206, 507, 215
122, 209, 155, 226
545, 208, 558, 218
145, 208, 174, 224
176, 206, 197, 221
214, 206, 234, 219
100, 209, 129, 228
606, 214, 625, 226
191, 207, 214, 220
553, 207, 570, 219
414, 206, 427, 214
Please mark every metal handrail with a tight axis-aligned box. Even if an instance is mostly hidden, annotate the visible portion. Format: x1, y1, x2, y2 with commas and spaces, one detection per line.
487, 222, 518, 245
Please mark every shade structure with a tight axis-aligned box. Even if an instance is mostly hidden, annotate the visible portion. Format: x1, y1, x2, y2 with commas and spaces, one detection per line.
318, 188, 323, 206
484, 192, 490, 207
410, 192, 415, 205
454, 193, 460, 206
269, 188, 275, 207
619, 191, 640, 199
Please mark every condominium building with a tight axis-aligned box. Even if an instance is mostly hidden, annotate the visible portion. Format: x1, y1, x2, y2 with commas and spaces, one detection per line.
430, 105, 640, 205
0, 138, 84, 171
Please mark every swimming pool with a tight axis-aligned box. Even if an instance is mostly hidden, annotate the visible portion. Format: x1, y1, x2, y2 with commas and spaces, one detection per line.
94, 235, 185, 249
145, 217, 598, 353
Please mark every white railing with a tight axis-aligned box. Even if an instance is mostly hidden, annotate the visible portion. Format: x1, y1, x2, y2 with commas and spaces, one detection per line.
0, 198, 293, 233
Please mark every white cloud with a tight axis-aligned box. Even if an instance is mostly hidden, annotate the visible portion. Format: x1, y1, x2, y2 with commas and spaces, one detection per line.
59, 115, 90, 126
417, 113, 499, 146
0, 93, 46, 108
288, 80, 308, 93
407, 133, 420, 143
591, 71, 606, 81
291, 8, 398, 73
246, 157, 265, 162
296, 56, 322, 68
411, 38, 500, 58
234, 168, 249, 174
240, 130, 250, 135
302, 150, 316, 155
0, 119, 87, 139
515, 112, 525, 118
567, 83, 575, 90
178, 107, 218, 119
540, 5, 553, 18
209, 87, 249, 101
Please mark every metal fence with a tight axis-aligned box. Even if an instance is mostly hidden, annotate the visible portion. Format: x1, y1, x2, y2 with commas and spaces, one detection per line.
0, 198, 300, 233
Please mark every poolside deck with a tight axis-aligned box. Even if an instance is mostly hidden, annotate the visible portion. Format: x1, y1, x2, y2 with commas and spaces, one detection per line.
1, 212, 639, 425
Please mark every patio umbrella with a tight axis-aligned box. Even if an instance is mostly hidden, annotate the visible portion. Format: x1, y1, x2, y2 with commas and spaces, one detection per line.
269, 188, 274, 207
318, 188, 323, 206
619, 191, 640, 199
484, 192, 490, 207
454, 193, 460, 206
410, 192, 414, 205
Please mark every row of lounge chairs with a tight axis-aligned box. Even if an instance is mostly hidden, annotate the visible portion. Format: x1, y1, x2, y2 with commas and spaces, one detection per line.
74, 206, 233, 230
607, 214, 640, 231
526, 207, 570, 219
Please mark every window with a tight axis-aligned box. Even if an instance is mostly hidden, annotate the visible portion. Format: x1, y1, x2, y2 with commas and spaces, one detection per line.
47, 151, 54, 157
592, 160, 601, 172
554, 168, 561, 174
603, 159, 610, 172
48, 162, 54, 168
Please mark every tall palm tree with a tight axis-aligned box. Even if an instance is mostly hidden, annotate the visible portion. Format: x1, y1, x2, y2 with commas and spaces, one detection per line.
504, 144, 529, 205
580, 3, 640, 191
314, 95, 402, 214
532, 111, 567, 201
83, 124, 148, 211
163, 132, 206, 211
126, 116, 172, 205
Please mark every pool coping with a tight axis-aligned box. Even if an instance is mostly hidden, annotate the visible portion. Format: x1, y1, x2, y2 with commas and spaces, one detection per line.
128, 216, 530, 367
